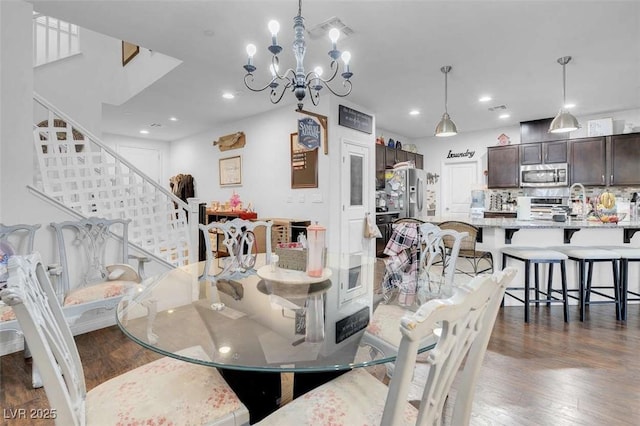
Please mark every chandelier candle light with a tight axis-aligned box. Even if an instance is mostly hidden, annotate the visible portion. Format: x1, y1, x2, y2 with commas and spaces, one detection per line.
243, 0, 353, 111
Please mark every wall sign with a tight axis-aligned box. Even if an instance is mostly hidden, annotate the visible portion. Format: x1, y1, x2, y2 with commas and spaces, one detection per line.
335, 306, 369, 343
297, 118, 321, 150
446, 149, 475, 159
338, 105, 373, 134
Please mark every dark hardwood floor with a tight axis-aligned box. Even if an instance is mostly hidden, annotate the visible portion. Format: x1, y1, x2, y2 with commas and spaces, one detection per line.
2, 304, 639, 425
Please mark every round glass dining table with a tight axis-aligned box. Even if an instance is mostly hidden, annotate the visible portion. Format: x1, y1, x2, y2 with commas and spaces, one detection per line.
115, 257, 437, 374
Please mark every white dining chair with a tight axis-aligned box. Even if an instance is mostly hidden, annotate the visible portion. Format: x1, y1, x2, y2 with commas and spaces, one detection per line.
0, 253, 250, 426
49, 217, 149, 333
256, 267, 517, 426
199, 218, 272, 285
362, 226, 467, 361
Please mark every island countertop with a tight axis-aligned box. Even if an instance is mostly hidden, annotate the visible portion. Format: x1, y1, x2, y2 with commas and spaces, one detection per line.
424, 216, 640, 244
425, 216, 640, 229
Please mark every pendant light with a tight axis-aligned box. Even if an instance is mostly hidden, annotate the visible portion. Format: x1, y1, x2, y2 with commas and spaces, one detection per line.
435, 65, 457, 137
549, 56, 579, 133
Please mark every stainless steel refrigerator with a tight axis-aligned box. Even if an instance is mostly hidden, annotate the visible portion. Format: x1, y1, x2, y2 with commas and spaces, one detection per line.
384, 167, 427, 220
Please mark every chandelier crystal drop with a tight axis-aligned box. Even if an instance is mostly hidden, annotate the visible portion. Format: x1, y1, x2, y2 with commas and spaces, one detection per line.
242, 0, 353, 111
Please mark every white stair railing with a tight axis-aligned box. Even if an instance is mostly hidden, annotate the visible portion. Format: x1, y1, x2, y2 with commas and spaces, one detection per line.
32, 93, 194, 267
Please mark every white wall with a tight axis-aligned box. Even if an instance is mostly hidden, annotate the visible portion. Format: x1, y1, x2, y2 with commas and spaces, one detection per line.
169, 101, 332, 225
35, 27, 180, 137
415, 108, 640, 215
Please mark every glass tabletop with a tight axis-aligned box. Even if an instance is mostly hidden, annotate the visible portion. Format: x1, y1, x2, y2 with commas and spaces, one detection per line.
116, 257, 437, 373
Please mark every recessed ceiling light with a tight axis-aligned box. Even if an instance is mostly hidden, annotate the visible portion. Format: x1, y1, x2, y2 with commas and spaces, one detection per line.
139, 129, 149, 134
479, 95, 492, 102
169, 117, 178, 121
222, 92, 235, 99
564, 103, 576, 109
409, 109, 420, 116
218, 346, 231, 354
499, 113, 511, 119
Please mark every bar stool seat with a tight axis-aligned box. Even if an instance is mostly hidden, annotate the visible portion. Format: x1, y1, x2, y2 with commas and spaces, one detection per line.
551, 246, 621, 321
501, 247, 569, 323
600, 246, 640, 321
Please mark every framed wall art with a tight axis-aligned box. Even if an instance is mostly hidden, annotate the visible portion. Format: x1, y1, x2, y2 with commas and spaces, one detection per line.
219, 155, 242, 186
122, 41, 140, 66
291, 133, 318, 188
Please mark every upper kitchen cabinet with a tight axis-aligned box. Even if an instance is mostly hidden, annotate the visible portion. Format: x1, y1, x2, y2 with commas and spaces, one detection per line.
375, 144, 386, 189
488, 145, 519, 188
569, 137, 606, 186
520, 140, 568, 165
608, 133, 640, 186
520, 118, 569, 144
375, 145, 424, 190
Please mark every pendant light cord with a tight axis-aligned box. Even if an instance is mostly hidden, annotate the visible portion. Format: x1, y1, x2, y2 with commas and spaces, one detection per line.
444, 70, 449, 114
562, 62, 567, 107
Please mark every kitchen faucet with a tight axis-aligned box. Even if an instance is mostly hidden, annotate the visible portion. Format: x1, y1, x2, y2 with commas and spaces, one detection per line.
569, 183, 587, 219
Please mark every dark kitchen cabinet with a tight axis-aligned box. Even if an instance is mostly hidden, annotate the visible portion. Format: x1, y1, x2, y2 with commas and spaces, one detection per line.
375, 144, 386, 189
395, 148, 407, 163
488, 145, 519, 188
375, 145, 424, 189
384, 146, 396, 168
569, 137, 606, 186
608, 133, 640, 186
520, 140, 567, 165
520, 118, 569, 144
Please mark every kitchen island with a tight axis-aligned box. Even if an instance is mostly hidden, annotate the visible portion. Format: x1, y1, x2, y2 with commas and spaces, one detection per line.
423, 216, 640, 312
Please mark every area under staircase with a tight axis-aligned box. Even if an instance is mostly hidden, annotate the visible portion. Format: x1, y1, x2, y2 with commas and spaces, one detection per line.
31, 93, 197, 268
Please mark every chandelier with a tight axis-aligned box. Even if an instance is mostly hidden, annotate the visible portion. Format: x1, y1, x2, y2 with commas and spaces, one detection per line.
242, 0, 353, 111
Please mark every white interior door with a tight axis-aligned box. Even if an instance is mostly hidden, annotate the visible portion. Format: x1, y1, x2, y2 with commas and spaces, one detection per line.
440, 160, 480, 218
339, 140, 372, 305
116, 145, 162, 183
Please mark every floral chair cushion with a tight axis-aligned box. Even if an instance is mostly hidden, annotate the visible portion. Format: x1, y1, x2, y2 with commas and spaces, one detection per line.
256, 368, 418, 426
86, 345, 248, 425
63, 280, 132, 306
0, 303, 15, 322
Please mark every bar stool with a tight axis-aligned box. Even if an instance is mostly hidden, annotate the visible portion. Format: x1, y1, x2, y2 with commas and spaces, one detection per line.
501, 247, 569, 323
600, 246, 640, 321
551, 246, 621, 321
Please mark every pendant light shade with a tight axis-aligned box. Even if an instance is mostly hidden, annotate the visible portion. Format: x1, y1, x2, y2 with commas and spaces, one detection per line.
435, 65, 457, 137
549, 56, 579, 134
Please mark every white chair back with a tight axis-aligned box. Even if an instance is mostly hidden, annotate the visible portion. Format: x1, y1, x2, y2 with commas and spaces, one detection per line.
1, 253, 86, 426
382, 267, 517, 425
199, 218, 272, 284
418, 223, 468, 287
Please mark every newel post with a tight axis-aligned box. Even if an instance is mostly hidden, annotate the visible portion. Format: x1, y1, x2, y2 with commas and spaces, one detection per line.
187, 198, 202, 265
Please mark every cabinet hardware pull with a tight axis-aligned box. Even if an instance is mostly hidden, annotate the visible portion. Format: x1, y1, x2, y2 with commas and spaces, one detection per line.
602, 175, 605, 184
611, 174, 614, 184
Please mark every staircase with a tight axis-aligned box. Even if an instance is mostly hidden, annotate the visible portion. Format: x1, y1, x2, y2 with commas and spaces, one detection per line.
32, 93, 195, 268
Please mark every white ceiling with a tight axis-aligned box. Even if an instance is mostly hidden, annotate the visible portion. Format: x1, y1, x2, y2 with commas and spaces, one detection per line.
29, 1, 640, 142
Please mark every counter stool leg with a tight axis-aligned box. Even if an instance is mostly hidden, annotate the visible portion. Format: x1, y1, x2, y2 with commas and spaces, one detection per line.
524, 261, 530, 323
546, 263, 554, 307
500, 253, 507, 308
561, 261, 569, 322
578, 259, 586, 322
534, 263, 540, 307
585, 261, 594, 304
621, 259, 629, 321
613, 259, 621, 321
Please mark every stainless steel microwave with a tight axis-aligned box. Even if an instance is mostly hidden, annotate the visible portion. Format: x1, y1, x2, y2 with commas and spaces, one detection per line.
520, 163, 568, 187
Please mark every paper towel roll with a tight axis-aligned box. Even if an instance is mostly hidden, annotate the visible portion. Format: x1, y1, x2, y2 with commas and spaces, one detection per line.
517, 196, 532, 220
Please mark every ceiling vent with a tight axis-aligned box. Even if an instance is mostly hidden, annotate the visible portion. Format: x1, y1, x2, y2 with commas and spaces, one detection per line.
488, 105, 507, 112
307, 17, 354, 40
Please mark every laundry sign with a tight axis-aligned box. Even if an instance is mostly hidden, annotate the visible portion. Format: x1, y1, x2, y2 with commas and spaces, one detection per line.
446, 149, 475, 159
298, 117, 321, 150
